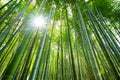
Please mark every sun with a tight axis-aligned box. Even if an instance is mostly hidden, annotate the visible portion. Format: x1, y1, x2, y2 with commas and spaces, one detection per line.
32, 16, 46, 28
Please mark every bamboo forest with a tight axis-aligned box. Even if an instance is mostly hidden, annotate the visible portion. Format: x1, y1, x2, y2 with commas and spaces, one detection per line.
0, 0, 120, 80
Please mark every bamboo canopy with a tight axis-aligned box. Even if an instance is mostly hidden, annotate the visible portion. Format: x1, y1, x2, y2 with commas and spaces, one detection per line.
0, 0, 120, 80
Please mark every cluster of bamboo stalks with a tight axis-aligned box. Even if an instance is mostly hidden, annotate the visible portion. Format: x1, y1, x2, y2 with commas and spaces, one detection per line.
0, 0, 120, 80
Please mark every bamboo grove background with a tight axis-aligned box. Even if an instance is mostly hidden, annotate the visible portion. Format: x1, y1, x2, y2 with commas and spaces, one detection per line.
0, 0, 120, 80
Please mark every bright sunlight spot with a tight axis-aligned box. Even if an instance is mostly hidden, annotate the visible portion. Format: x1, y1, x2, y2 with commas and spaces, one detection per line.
114, 0, 120, 2
1, 0, 9, 4
33, 16, 46, 28
85, 0, 89, 2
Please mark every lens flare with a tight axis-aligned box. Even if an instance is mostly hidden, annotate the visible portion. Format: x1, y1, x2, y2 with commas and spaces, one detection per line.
33, 16, 46, 28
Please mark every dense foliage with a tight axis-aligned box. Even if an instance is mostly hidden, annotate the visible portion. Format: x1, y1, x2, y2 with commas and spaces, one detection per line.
0, 0, 120, 80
